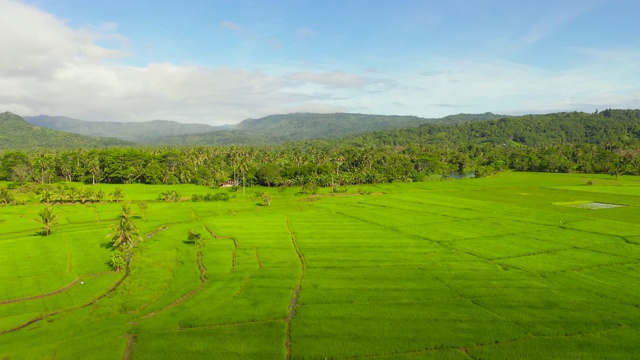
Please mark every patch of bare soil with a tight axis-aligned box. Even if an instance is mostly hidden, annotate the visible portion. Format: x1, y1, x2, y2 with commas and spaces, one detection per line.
122, 334, 137, 360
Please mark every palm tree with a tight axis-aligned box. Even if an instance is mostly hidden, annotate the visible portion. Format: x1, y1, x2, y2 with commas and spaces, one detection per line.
110, 187, 125, 202
108, 205, 141, 250
37, 206, 58, 236
93, 189, 105, 203
110, 249, 127, 272
137, 201, 148, 221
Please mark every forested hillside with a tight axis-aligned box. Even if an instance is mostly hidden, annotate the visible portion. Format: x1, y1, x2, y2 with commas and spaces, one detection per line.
0, 112, 132, 149
25, 115, 221, 143
2, 110, 640, 186
153, 112, 502, 145
24, 112, 503, 145
352, 109, 640, 147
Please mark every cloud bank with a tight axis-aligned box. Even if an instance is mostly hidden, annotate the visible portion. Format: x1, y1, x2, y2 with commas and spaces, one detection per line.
1, 0, 639, 124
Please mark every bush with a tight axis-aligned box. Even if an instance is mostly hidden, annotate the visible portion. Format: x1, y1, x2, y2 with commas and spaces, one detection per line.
203, 193, 230, 202
332, 186, 348, 193
301, 182, 318, 195
191, 194, 204, 202
158, 190, 180, 202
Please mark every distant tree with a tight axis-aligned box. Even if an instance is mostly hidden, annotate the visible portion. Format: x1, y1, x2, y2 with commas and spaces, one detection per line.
137, 201, 148, 220
261, 192, 272, 206
37, 206, 58, 236
40, 188, 54, 204
110, 187, 125, 202
80, 187, 94, 204
87, 155, 102, 185
0, 188, 14, 205
188, 229, 202, 247
94, 189, 105, 203
158, 190, 180, 202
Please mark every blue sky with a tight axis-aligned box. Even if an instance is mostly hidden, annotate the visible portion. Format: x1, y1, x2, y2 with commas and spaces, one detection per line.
1, 0, 639, 124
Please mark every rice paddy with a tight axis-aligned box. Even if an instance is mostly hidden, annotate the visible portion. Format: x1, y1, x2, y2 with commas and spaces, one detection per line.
0, 172, 639, 359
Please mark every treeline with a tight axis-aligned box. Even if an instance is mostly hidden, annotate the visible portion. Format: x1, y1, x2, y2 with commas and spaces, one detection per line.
1, 110, 640, 187
349, 109, 640, 147
0, 142, 637, 188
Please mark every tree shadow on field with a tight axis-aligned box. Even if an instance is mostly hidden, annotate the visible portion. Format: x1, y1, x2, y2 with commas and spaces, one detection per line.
182, 240, 196, 246
100, 241, 116, 250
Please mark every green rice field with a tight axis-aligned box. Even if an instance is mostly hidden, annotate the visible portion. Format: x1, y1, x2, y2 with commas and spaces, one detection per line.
1, 172, 639, 359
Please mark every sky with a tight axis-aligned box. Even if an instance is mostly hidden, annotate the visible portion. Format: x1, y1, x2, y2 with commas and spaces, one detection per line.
1, 0, 639, 125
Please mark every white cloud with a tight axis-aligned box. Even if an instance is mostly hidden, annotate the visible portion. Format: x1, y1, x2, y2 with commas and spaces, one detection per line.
0, 0, 639, 125
0, 1, 368, 124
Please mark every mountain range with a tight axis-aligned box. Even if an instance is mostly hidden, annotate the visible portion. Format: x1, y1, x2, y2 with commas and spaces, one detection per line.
0, 112, 133, 149
23, 112, 503, 146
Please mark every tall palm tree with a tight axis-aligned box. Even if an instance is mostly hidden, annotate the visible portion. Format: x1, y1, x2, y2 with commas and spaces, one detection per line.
37, 206, 58, 236
108, 205, 141, 250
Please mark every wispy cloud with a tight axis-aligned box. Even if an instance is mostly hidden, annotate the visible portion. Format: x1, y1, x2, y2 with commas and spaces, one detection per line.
296, 28, 318, 41
516, 1, 603, 48
220, 21, 246, 33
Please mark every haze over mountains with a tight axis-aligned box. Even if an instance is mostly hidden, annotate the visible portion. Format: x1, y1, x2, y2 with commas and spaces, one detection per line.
0, 112, 133, 149
23, 113, 502, 145
7, 110, 640, 150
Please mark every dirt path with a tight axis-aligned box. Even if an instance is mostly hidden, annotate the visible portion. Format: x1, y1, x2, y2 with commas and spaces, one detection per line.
255, 247, 263, 269
0, 253, 132, 335
0, 271, 112, 305
285, 216, 305, 360
136, 250, 208, 321
145, 225, 169, 239
122, 334, 137, 360
204, 223, 238, 271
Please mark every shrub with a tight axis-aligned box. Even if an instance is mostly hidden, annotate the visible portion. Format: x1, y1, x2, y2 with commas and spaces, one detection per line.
203, 193, 230, 202
301, 182, 318, 195
158, 190, 180, 202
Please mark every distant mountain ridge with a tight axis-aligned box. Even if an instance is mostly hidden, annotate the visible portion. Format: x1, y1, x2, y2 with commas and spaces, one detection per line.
25, 112, 503, 145
24, 115, 224, 143
0, 112, 133, 149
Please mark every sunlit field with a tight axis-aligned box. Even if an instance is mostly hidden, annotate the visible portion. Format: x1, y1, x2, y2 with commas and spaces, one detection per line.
1, 172, 639, 359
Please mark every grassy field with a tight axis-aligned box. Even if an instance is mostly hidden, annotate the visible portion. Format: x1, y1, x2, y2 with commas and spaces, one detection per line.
1, 172, 639, 359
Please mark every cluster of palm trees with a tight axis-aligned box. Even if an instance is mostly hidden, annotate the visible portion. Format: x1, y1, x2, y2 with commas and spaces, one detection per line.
38, 185, 125, 204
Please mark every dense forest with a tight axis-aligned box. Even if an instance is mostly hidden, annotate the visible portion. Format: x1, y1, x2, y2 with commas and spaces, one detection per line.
1, 110, 639, 188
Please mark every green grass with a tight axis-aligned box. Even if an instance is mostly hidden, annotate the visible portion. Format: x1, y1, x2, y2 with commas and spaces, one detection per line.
1, 172, 639, 359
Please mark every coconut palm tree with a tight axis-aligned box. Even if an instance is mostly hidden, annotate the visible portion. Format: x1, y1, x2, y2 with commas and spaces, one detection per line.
110, 187, 125, 202
37, 206, 58, 236
108, 205, 141, 250
110, 249, 127, 273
